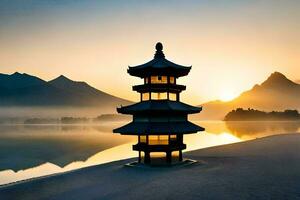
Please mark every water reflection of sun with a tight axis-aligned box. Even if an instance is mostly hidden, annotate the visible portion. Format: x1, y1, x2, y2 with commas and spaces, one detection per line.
184, 131, 241, 152
218, 132, 241, 142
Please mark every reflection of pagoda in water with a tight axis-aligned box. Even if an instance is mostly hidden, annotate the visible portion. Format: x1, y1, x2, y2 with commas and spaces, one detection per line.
113, 42, 204, 164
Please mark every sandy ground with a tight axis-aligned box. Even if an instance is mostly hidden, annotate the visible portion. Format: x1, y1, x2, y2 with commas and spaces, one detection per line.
1, 133, 300, 200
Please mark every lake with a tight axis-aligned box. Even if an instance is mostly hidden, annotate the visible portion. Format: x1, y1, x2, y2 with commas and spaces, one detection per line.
0, 121, 299, 185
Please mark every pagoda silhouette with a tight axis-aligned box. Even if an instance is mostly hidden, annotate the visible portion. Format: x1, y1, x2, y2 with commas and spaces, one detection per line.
113, 42, 204, 165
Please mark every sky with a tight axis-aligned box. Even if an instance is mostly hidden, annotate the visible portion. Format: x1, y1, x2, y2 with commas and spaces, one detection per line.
0, 0, 299, 104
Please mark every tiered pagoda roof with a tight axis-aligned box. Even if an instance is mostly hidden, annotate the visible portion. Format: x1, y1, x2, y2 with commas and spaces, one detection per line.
113, 42, 204, 164
127, 43, 191, 78
117, 100, 202, 114
113, 121, 204, 135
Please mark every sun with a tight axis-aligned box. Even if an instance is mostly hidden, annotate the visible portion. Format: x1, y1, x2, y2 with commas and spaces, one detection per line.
219, 91, 237, 102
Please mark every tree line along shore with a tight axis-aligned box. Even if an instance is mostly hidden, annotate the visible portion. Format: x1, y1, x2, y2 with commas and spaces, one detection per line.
224, 108, 300, 121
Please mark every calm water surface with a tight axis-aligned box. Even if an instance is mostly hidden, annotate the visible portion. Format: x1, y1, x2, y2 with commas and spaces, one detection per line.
0, 121, 299, 185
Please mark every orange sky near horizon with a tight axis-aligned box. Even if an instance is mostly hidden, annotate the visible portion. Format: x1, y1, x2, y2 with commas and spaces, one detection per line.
0, 1, 299, 104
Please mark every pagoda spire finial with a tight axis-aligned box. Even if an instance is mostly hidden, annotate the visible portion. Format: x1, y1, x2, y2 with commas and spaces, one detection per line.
154, 42, 165, 59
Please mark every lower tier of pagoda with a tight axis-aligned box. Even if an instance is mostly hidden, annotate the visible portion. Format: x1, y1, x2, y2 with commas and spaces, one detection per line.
113, 121, 204, 135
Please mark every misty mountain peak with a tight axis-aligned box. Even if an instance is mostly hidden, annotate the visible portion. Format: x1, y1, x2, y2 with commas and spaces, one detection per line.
261, 71, 298, 88
58, 75, 67, 79
0, 72, 45, 90
11, 72, 35, 79
268, 71, 287, 81
12, 72, 21, 76
49, 75, 91, 91
54, 75, 73, 82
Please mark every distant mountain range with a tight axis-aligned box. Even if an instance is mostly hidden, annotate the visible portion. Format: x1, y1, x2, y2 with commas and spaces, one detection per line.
0, 72, 131, 108
1, 71, 299, 120
195, 72, 300, 120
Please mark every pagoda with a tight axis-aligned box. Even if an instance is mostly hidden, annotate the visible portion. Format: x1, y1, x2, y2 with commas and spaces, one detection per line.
113, 42, 204, 164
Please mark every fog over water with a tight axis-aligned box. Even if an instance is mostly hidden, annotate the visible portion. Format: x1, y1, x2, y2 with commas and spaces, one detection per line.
0, 106, 118, 118
0, 121, 299, 185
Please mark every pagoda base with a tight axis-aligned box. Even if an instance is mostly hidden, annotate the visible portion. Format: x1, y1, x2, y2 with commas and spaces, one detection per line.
125, 159, 198, 168
133, 143, 186, 165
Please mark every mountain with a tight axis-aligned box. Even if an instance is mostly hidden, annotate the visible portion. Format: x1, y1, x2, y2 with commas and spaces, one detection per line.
2, 71, 298, 119
48, 75, 128, 106
0, 72, 131, 109
0, 72, 45, 89
195, 72, 300, 120
0, 72, 69, 106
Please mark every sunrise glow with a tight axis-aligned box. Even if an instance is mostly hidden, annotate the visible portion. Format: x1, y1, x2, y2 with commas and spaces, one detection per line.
0, 1, 299, 104
219, 90, 238, 102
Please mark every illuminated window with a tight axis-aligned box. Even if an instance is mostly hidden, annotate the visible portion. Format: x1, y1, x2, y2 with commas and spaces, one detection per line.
172, 151, 179, 157
145, 77, 149, 84
150, 152, 165, 158
169, 76, 175, 84
171, 151, 180, 162
151, 92, 168, 100
151, 76, 168, 84
148, 135, 169, 145
142, 93, 150, 101
169, 93, 177, 101
140, 135, 147, 143
170, 135, 177, 140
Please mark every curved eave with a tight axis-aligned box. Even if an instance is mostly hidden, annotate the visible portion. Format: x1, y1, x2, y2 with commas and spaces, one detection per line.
113, 121, 205, 135
128, 67, 191, 78
117, 100, 202, 115
127, 58, 191, 78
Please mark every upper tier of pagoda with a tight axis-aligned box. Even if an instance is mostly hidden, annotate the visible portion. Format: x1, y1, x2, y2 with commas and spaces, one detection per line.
127, 42, 191, 78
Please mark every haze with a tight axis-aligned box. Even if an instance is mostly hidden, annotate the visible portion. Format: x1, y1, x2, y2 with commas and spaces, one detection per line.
0, 0, 300, 104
